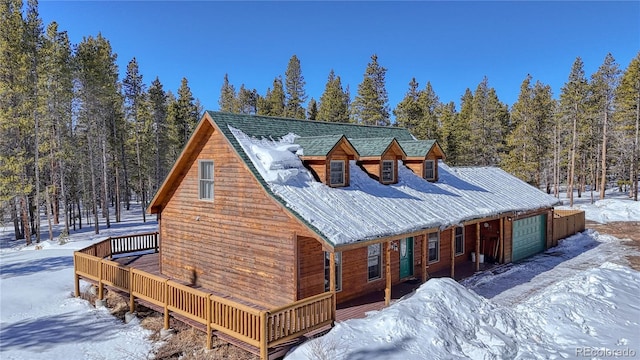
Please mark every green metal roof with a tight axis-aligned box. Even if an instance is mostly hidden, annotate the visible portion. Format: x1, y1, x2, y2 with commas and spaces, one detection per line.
206, 111, 417, 248
293, 135, 346, 157
398, 139, 436, 157
348, 138, 397, 157
207, 111, 414, 140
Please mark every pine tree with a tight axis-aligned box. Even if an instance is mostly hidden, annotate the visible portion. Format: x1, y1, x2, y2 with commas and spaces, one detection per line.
148, 77, 169, 193
559, 57, 590, 206
590, 53, 621, 199
393, 78, 422, 134
317, 70, 349, 123
613, 53, 640, 201
417, 81, 440, 140
468, 77, 508, 166
169, 77, 199, 150
237, 84, 257, 114
75, 34, 120, 233
257, 77, 285, 117
39, 21, 73, 235
123, 57, 148, 222
437, 102, 458, 163
503, 75, 554, 187
351, 54, 390, 126
284, 55, 306, 119
218, 73, 237, 113
454, 89, 474, 165
0, 0, 34, 242
307, 98, 318, 120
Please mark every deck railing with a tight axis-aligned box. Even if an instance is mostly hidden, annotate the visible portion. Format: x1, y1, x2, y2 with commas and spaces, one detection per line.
73, 232, 335, 360
553, 209, 586, 245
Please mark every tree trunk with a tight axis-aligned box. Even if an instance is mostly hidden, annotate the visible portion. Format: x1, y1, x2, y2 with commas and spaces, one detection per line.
634, 86, 639, 201
599, 108, 608, 200
11, 198, 23, 240
45, 187, 53, 241
568, 108, 578, 207
87, 134, 99, 234
101, 135, 110, 228
21, 196, 31, 246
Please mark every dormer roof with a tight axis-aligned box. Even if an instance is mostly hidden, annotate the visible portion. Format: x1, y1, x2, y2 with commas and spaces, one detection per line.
398, 140, 445, 160
294, 135, 359, 158
348, 138, 406, 159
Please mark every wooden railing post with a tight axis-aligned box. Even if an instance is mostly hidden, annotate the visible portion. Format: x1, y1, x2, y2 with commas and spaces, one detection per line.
74, 253, 80, 297
260, 311, 268, 360
163, 280, 170, 330
129, 269, 135, 314
206, 295, 212, 350
98, 259, 104, 300
154, 232, 159, 253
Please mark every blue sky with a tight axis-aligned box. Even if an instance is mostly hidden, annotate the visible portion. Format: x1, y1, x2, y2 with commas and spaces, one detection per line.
39, 1, 639, 118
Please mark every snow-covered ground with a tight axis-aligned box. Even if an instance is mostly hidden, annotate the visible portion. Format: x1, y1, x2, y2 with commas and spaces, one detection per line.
0, 205, 157, 360
1, 194, 638, 360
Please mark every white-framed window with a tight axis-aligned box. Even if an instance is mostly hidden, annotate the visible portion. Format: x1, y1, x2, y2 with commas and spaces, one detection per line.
329, 160, 345, 186
424, 160, 435, 180
367, 243, 382, 281
381, 160, 395, 183
428, 232, 439, 263
199, 160, 214, 200
455, 226, 464, 255
324, 251, 342, 292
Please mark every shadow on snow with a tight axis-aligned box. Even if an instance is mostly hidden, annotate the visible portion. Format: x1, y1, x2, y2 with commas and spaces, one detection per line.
0, 256, 73, 279
0, 311, 122, 351
461, 231, 601, 299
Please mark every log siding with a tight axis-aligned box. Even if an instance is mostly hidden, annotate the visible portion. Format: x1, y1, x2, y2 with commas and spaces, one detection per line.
159, 124, 314, 307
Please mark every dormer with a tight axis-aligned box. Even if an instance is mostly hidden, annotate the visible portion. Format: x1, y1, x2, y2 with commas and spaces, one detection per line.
294, 135, 359, 187
349, 138, 406, 184
398, 140, 445, 182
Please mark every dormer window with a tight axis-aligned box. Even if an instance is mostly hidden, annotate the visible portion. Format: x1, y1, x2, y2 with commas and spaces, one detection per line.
330, 160, 345, 186
424, 160, 435, 180
381, 160, 395, 183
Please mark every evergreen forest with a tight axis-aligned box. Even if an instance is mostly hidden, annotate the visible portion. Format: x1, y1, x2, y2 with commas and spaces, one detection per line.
1, 1, 639, 244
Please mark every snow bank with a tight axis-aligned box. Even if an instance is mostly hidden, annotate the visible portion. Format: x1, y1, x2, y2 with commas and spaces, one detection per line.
286, 260, 640, 360
558, 197, 640, 223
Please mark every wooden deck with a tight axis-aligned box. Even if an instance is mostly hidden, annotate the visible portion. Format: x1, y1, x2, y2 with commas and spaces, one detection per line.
105, 252, 491, 358
114, 252, 492, 322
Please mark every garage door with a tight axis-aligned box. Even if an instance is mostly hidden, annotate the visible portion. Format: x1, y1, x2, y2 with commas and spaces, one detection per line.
512, 215, 546, 262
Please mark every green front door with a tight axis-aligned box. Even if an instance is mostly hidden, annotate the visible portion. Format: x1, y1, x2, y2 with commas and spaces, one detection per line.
399, 237, 414, 278
512, 215, 546, 262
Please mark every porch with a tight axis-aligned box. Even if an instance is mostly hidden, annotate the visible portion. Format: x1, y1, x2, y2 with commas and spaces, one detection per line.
73, 233, 496, 359
74, 233, 333, 360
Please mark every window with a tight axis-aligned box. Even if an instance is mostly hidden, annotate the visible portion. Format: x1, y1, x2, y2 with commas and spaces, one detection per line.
324, 252, 342, 292
424, 160, 435, 180
428, 232, 439, 263
381, 160, 395, 183
367, 243, 382, 281
199, 160, 214, 200
455, 227, 464, 255
330, 160, 345, 186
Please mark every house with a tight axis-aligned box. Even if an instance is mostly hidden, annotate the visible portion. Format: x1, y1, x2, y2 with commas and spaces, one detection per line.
148, 111, 560, 309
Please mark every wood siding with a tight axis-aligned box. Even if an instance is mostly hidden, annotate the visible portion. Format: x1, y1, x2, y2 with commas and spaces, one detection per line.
403, 153, 439, 182
296, 236, 324, 300
159, 124, 314, 307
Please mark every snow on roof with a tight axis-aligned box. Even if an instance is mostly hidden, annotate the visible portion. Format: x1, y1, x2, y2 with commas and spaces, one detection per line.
230, 126, 560, 246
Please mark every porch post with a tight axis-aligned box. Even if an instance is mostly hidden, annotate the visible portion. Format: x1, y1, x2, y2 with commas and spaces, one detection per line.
499, 217, 504, 263
450, 229, 455, 279
421, 234, 428, 283
384, 241, 391, 306
475, 223, 481, 271
329, 251, 336, 322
